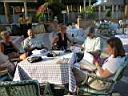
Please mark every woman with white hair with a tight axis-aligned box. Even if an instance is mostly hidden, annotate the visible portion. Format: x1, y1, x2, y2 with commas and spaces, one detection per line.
0, 31, 19, 59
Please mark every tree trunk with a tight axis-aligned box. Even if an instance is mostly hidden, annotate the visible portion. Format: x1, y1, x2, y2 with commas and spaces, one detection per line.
4, 2, 9, 24
89, 0, 91, 6
125, 5, 128, 18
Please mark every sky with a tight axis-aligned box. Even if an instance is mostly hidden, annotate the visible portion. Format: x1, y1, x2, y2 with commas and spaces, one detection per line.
93, 0, 107, 6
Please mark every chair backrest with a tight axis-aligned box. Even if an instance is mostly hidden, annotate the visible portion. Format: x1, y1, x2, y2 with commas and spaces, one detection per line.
113, 55, 128, 82
0, 80, 40, 96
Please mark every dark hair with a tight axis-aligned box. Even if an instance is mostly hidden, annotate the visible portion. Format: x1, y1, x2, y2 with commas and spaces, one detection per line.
107, 37, 125, 58
87, 27, 95, 37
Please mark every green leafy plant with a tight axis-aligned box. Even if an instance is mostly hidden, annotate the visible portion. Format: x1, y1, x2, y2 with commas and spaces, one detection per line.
36, 2, 49, 21
80, 6, 95, 19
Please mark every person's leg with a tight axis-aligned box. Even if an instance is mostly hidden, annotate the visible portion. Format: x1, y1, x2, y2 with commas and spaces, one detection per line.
72, 68, 88, 85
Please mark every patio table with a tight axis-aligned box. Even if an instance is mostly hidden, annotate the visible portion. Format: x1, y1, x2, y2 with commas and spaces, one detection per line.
13, 52, 76, 92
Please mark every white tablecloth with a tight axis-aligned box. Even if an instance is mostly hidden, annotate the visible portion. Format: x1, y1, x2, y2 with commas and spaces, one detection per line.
13, 53, 76, 92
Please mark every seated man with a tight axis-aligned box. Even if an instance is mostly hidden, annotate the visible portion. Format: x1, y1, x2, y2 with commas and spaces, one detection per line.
20, 29, 46, 60
81, 27, 101, 64
0, 31, 20, 59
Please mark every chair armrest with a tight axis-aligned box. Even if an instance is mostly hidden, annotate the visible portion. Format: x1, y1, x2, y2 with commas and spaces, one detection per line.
89, 73, 114, 82
0, 69, 8, 76
81, 73, 114, 85
10, 58, 21, 63
0, 69, 13, 80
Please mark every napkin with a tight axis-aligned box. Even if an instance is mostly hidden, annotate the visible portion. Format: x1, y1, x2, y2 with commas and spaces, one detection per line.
56, 58, 69, 64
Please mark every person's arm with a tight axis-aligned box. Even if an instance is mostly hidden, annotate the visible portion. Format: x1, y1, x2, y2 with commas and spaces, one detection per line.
0, 43, 4, 53
95, 62, 112, 78
81, 39, 86, 50
52, 36, 59, 47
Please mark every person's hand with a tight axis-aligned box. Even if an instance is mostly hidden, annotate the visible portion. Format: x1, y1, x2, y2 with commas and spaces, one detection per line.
95, 62, 100, 68
93, 58, 100, 66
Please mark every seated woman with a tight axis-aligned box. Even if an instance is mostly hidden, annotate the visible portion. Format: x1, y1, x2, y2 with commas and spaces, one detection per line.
52, 24, 71, 50
0, 31, 19, 59
73, 37, 125, 91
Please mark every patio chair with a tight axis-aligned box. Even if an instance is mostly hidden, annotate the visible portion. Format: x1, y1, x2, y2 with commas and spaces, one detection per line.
0, 69, 12, 81
43, 82, 69, 96
0, 80, 40, 96
77, 55, 128, 96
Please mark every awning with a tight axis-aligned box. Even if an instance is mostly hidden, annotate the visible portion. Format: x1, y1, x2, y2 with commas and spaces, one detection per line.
93, 0, 124, 6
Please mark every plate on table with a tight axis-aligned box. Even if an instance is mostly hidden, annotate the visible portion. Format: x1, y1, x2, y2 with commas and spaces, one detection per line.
52, 50, 64, 56
32, 49, 48, 55
41, 56, 55, 61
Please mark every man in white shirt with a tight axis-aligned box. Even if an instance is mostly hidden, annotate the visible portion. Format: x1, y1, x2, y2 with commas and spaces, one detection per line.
20, 29, 46, 60
82, 27, 101, 63
22, 29, 45, 52
69, 27, 101, 68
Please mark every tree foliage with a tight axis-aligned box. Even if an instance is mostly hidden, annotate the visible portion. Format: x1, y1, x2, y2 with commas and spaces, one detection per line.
80, 5, 95, 19
36, 0, 65, 22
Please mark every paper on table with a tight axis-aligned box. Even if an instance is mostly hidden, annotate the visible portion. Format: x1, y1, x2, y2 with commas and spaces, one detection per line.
32, 49, 48, 55
80, 59, 96, 71
56, 58, 69, 64
83, 52, 94, 64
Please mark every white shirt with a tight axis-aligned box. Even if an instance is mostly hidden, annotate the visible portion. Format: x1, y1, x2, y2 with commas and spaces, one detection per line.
23, 36, 44, 49
82, 37, 101, 52
102, 55, 125, 74
96, 55, 125, 78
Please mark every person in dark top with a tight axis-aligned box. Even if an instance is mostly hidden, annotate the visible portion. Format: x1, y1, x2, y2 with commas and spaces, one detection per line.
52, 24, 71, 50
0, 31, 19, 59
1, 41, 17, 55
